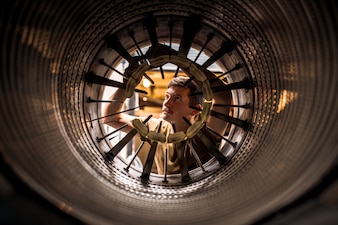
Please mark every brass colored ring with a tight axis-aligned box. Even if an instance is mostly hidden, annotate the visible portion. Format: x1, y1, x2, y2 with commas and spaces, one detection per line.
127, 54, 213, 143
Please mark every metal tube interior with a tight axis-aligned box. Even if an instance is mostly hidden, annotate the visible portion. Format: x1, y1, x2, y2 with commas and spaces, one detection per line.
0, 1, 337, 225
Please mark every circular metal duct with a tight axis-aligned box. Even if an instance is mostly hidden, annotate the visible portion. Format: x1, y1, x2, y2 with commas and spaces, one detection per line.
1, 1, 337, 225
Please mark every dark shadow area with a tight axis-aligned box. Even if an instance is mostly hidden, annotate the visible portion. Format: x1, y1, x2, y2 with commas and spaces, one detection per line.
0, 154, 85, 225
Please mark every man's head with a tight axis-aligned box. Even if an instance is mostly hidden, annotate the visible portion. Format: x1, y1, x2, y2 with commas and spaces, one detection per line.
160, 76, 203, 128
168, 76, 203, 106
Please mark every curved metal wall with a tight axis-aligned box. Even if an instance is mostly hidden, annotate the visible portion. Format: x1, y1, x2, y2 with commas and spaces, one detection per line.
1, 1, 337, 224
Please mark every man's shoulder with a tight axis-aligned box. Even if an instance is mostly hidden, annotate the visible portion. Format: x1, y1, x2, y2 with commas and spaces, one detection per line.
147, 118, 172, 133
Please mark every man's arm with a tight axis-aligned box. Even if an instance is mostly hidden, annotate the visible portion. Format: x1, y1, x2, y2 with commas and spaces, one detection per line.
102, 88, 136, 133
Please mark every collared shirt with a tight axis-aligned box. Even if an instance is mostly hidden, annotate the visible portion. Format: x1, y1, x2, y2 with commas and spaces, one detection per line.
144, 118, 217, 175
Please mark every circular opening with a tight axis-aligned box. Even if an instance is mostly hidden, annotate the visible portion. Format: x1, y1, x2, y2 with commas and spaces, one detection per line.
83, 16, 254, 185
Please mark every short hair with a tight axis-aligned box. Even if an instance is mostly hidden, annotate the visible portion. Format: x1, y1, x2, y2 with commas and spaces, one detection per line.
168, 76, 203, 106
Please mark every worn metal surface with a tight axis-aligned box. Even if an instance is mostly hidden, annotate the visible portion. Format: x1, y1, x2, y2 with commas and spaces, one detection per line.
0, 1, 337, 225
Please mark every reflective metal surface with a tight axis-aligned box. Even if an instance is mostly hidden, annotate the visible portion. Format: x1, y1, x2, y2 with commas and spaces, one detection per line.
0, 1, 337, 225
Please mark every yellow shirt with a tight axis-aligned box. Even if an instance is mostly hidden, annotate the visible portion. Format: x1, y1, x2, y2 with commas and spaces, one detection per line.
144, 117, 215, 175
146, 118, 180, 174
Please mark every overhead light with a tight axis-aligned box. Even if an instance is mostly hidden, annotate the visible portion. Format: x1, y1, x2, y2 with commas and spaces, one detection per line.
142, 78, 151, 88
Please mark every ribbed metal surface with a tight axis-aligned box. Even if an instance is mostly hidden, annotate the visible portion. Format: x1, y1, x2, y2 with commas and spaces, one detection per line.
0, 0, 337, 225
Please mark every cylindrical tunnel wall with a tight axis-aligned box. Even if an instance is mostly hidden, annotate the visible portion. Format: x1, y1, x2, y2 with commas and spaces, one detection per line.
1, 1, 337, 225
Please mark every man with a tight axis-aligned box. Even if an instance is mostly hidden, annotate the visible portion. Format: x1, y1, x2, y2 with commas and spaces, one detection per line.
102, 75, 230, 175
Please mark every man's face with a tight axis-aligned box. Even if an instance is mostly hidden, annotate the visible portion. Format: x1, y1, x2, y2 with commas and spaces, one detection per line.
160, 85, 195, 124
